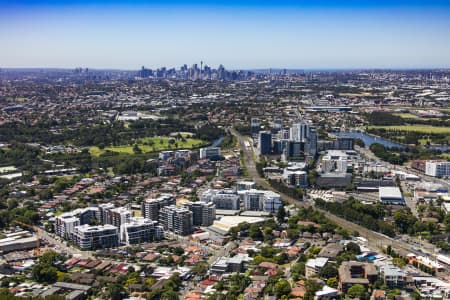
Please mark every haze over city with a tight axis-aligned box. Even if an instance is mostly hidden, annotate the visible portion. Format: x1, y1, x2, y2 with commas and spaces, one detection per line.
1, 0, 450, 69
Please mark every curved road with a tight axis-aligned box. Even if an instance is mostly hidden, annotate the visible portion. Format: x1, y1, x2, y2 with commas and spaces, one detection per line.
231, 128, 434, 259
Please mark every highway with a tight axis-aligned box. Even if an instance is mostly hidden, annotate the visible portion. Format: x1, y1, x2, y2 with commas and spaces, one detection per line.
230, 128, 437, 260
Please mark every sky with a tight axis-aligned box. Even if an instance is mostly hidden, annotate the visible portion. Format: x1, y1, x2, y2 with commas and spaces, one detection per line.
1, 0, 450, 69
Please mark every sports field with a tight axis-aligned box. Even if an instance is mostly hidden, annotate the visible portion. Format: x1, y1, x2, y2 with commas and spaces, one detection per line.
368, 125, 450, 134
89, 136, 208, 157
392, 113, 420, 119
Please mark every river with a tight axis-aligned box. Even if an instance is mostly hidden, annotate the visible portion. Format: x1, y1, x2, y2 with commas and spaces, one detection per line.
335, 132, 450, 152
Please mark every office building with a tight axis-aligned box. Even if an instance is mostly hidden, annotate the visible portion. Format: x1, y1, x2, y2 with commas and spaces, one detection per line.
290, 123, 309, 142
199, 147, 221, 159
283, 168, 308, 188
72, 224, 119, 250
308, 128, 318, 156
334, 137, 354, 150
141, 194, 176, 221
425, 161, 450, 177
251, 118, 261, 135
120, 217, 164, 245
285, 141, 305, 160
183, 201, 216, 226
258, 131, 272, 155
159, 205, 193, 236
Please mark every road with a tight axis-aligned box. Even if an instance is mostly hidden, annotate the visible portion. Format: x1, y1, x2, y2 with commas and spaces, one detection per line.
356, 145, 450, 190
230, 128, 437, 261
37, 227, 92, 258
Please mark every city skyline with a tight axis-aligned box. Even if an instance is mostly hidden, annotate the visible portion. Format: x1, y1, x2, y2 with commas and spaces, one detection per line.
1, 0, 450, 69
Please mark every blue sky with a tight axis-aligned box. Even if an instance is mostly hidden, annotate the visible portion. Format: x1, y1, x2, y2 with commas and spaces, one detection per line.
1, 0, 450, 69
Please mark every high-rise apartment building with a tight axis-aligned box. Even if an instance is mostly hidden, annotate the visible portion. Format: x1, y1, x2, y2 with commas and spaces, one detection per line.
183, 201, 216, 226
72, 224, 119, 250
159, 205, 193, 236
141, 194, 175, 221
120, 217, 164, 245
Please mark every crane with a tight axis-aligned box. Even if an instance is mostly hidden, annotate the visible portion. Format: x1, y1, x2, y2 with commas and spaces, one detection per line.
12, 220, 41, 256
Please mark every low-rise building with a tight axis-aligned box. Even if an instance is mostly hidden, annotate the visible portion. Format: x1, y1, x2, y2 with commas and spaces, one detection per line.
338, 261, 377, 293
378, 263, 407, 288
379, 187, 404, 205
199, 147, 221, 159
305, 257, 328, 278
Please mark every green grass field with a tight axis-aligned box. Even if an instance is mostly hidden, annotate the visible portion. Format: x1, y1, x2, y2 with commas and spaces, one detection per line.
89, 136, 208, 157
392, 113, 420, 119
368, 125, 450, 134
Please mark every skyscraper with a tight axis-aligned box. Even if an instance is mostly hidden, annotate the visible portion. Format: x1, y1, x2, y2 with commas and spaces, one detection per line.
258, 131, 272, 155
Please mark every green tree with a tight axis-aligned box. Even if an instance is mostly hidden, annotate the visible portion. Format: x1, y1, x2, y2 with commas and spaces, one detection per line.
106, 282, 125, 300
318, 264, 338, 279
326, 277, 338, 288
32, 265, 58, 284
277, 205, 286, 223
347, 284, 367, 299
274, 279, 291, 298
346, 242, 361, 255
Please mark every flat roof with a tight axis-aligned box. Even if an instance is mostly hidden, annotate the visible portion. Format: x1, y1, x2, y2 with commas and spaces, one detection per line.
379, 187, 403, 199
211, 216, 266, 233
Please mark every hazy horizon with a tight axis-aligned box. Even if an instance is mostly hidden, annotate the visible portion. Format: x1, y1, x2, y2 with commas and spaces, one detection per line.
1, 0, 450, 69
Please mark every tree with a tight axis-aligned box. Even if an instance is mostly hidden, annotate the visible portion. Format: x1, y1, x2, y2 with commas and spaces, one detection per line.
274, 279, 291, 298
346, 242, 361, 255
277, 205, 286, 223
249, 224, 263, 240
191, 262, 208, 277
106, 283, 125, 300
32, 265, 58, 284
318, 264, 338, 279
304, 279, 323, 300
346, 284, 367, 299
326, 277, 338, 288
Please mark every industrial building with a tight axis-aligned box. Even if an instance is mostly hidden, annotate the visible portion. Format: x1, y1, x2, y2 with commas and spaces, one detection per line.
378, 187, 405, 205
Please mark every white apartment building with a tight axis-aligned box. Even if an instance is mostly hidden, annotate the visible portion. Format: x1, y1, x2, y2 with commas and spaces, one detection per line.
239, 189, 282, 214
425, 161, 450, 177
120, 217, 164, 245
72, 224, 119, 250
199, 147, 221, 159
55, 212, 80, 239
